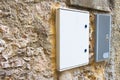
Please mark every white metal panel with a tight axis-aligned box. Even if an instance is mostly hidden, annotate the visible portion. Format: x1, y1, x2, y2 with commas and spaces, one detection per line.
56, 8, 89, 71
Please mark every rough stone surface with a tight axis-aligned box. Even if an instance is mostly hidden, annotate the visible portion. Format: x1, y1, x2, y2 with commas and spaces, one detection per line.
0, 0, 117, 80
0, 0, 54, 80
113, 0, 120, 80
69, 0, 110, 11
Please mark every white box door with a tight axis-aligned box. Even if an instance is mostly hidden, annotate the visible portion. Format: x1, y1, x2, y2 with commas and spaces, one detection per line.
56, 8, 89, 71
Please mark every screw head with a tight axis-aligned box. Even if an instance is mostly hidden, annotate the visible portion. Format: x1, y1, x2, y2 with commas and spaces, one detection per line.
85, 25, 87, 28
84, 49, 87, 53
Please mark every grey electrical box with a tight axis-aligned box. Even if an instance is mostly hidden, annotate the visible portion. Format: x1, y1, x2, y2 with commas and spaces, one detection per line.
95, 14, 111, 62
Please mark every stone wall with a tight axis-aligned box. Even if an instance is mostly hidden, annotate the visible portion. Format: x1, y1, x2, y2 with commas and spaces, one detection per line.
112, 0, 120, 80
0, 0, 118, 80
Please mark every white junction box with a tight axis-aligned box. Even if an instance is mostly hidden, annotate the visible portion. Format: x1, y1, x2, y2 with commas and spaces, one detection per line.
56, 8, 89, 71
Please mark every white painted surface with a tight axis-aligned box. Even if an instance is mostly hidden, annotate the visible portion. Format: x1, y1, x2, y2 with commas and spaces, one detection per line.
56, 8, 89, 71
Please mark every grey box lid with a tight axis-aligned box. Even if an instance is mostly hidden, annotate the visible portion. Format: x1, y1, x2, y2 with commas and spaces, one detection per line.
95, 14, 111, 62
